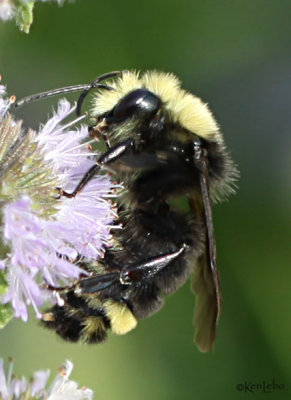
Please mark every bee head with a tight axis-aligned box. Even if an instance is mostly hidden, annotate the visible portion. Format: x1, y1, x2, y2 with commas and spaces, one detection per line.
92, 70, 222, 145
103, 89, 162, 125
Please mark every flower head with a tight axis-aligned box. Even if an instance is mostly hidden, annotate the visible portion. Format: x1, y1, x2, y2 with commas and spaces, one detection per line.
0, 1, 15, 22
0, 0, 70, 33
0, 83, 119, 324
0, 359, 93, 400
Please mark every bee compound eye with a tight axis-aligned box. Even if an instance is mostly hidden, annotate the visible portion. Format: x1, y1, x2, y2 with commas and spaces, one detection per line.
112, 89, 162, 121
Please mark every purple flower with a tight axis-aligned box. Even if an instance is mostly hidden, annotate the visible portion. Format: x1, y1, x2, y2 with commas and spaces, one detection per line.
0, 84, 14, 118
0, 358, 30, 400
47, 360, 93, 400
2, 196, 86, 321
0, 359, 93, 400
0, 91, 119, 322
30, 369, 50, 397
0, 0, 69, 30
0, 1, 15, 22
35, 100, 119, 259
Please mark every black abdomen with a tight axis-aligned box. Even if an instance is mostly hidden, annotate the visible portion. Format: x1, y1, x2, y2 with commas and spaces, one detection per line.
101, 205, 205, 318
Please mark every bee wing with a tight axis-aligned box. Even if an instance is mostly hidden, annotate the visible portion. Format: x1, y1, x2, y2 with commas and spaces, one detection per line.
189, 156, 221, 352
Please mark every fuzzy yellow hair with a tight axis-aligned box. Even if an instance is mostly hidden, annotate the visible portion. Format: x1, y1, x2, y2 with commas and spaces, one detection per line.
103, 299, 137, 335
92, 70, 221, 141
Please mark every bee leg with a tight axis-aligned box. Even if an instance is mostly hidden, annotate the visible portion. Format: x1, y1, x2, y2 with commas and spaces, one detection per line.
73, 244, 187, 296
57, 138, 134, 198
119, 244, 187, 284
75, 272, 120, 295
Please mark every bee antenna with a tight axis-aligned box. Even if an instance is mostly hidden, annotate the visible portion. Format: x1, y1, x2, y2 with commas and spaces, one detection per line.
14, 84, 95, 108
14, 71, 122, 115
76, 70, 122, 116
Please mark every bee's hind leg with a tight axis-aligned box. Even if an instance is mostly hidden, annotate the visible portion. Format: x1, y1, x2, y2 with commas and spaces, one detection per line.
119, 244, 187, 285
75, 244, 187, 295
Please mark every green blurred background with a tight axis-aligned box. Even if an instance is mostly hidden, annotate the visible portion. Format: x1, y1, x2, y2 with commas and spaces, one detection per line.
0, 0, 291, 399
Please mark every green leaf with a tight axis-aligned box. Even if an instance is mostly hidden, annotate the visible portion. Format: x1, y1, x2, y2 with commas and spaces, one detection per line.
15, 1, 35, 34
0, 304, 13, 329
0, 271, 13, 328
0, 270, 8, 296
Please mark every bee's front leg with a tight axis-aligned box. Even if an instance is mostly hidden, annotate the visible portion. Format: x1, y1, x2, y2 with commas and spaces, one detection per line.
57, 138, 135, 198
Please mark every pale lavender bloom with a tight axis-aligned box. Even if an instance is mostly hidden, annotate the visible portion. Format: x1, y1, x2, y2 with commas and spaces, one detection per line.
39, 0, 66, 3
0, 359, 93, 400
0, 85, 14, 118
3, 196, 85, 279
0, 93, 119, 321
1, 178, 113, 320
0, 84, 6, 97
0, 358, 28, 400
35, 99, 118, 259
36, 100, 92, 181
0, 358, 12, 399
30, 369, 51, 397
56, 177, 118, 259
0, 1, 15, 21
0, 0, 71, 34
29, 0, 68, 3
47, 361, 93, 400
0, 0, 67, 23
2, 265, 44, 321
21, 0, 67, 3
10, 377, 27, 399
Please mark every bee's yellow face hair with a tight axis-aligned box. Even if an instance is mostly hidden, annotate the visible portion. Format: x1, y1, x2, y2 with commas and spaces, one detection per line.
92, 70, 221, 141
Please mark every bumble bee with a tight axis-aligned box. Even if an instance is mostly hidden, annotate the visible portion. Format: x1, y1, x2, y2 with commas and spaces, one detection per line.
16, 70, 237, 352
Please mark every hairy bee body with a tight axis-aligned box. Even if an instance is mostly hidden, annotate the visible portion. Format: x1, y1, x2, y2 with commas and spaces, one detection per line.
42, 71, 237, 351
